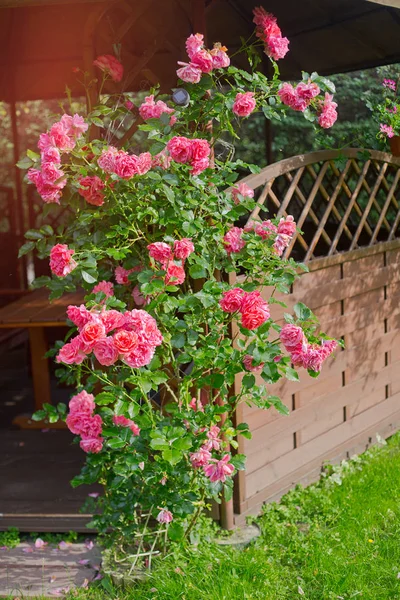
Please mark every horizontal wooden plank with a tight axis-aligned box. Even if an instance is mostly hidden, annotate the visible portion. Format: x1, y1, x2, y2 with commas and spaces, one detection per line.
0, 289, 84, 327
245, 392, 400, 499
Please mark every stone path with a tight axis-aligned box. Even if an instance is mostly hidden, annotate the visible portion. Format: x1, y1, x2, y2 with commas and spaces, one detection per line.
0, 542, 101, 597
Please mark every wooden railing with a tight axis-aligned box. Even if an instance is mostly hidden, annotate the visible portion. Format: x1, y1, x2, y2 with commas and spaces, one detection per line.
235, 148, 400, 262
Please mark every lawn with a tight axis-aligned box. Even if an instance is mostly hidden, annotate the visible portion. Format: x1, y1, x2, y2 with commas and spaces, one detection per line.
66, 432, 400, 600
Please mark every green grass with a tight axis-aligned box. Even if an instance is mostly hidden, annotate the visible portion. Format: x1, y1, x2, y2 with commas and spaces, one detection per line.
14, 433, 400, 599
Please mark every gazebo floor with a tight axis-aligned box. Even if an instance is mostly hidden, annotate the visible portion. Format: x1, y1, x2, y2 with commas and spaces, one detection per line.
0, 430, 100, 532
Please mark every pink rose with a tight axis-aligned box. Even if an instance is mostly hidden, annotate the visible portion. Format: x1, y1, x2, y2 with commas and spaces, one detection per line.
318, 93, 338, 129
296, 81, 320, 100
232, 182, 254, 204
232, 92, 256, 117
139, 95, 175, 121
274, 233, 291, 256
125, 100, 133, 110
191, 49, 213, 73
136, 152, 152, 175
49, 121, 75, 152
176, 62, 202, 84
67, 304, 92, 329
132, 285, 148, 306
241, 291, 270, 330
93, 54, 123, 82
56, 335, 87, 365
152, 150, 172, 170
99, 309, 126, 333
123, 310, 163, 346
190, 447, 212, 468
60, 114, 88, 137
267, 35, 290, 61
191, 139, 211, 162
191, 157, 210, 176
50, 244, 77, 277
203, 454, 235, 483
67, 412, 102, 438
320, 339, 338, 360
290, 342, 308, 367
173, 238, 194, 260
165, 264, 186, 285
41, 162, 64, 183
148, 242, 173, 263
41, 146, 61, 163
277, 215, 296, 237
92, 281, 114, 298
204, 425, 222, 451
280, 324, 305, 351
210, 43, 230, 68
80, 320, 106, 348
69, 390, 95, 414
113, 151, 139, 179
220, 288, 245, 313
124, 343, 155, 368
80, 437, 103, 453
113, 414, 140, 435
78, 176, 105, 207
243, 354, 264, 373
93, 337, 119, 366
115, 266, 135, 285
113, 330, 139, 354
98, 146, 118, 173
167, 136, 193, 163
302, 345, 324, 372
223, 226, 245, 254
156, 508, 173, 524
185, 33, 204, 59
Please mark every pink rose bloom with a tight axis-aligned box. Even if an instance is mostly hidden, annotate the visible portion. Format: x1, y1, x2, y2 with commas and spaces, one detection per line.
136, 152, 152, 175
220, 288, 245, 313
114, 151, 139, 179
274, 233, 291, 256
80, 320, 106, 348
241, 291, 270, 330
41, 162, 64, 183
80, 437, 103, 453
191, 49, 213, 73
132, 285, 148, 306
383, 78, 396, 91
69, 390, 95, 414
125, 100, 133, 110
189, 397, 204, 412
185, 33, 204, 59
296, 81, 320, 100
290, 341, 308, 367
67, 412, 102, 438
267, 35, 290, 61
49, 121, 76, 152
98, 146, 118, 173
210, 43, 230, 68
78, 176, 105, 207
176, 62, 202, 84
92, 281, 114, 298
302, 345, 324, 372
191, 138, 211, 162
115, 266, 135, 285
156, 508, 173, 524
41, 146, 61, 164
50, 244, 77, 277
280, 324, 305, 351
232, 182, 254, 204
113, 414, 140, 435
123, 310, 163, 346
100, 309, 126, 333
67, 304, 92, 329
165, 263, 186, 285
173, 238, 194, 260
278, 83, 307, 112
113, 329, 139, 354
38, 133, 53, 153
148, 242, 173, 263
320, 339, 338, 360
93, 337, 119, 366
139, 95, 175, 121
167, 136, 193, 163
318, 93, 338, 129
255, 220, 278, 238
60, 114, 88, 137
232, 92, 256, 117
204, 425, 222, 451
124, 343, 155, 368
191, 157, 210, 176
93, 54, 123, 82
56, 335, 87, 365
243, 354, 264, 373
380, 123, 395, 138
223, 226, 245, 254
204, 454, 235, 483
277, 215, 296, 237
190, 447, 212, 468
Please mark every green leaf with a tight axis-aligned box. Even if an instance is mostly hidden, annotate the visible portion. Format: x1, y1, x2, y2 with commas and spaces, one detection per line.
25, 229, 43, 241
285, 367, 299, 382
81, 270, 97, 284
107, 438, 126, 450
27, 149, 40, 160
18, 241, 35, 257
17, 156, 33, 169
242, 373, 255, 389
171, 333, 186, 348
230, 453, 246, 470
167, 522, 185, 541
189, 264, 207, 279
31, 409, 46, 421
293, 302, 312, 321
95, 392, 115, 405
162, 447, 183, 464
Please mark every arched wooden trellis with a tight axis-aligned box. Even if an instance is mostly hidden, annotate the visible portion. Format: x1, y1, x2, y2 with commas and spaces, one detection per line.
231, 148, 400, 522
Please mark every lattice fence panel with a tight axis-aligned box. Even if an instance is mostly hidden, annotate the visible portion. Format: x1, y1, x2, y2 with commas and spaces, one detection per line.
236, 149, 400, 263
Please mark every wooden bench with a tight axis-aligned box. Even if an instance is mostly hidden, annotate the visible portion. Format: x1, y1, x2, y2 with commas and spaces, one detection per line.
0, 288, 84, 427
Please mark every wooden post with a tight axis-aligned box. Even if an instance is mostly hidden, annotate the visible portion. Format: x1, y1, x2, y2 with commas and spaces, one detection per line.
28, 327, 52, 411
10, 98, 26, 288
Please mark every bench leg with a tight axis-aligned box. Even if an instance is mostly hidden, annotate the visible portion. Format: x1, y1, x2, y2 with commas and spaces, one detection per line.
28, 327, 51, 411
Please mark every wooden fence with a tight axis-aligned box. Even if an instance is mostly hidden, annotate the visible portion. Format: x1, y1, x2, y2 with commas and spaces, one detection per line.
232, 148, 400, 522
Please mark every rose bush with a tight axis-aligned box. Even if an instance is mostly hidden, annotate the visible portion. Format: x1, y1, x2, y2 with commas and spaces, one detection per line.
18, 7, 338, 555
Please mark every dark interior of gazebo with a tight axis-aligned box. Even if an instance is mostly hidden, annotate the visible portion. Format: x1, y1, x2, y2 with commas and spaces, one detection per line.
1, 0, 400, 531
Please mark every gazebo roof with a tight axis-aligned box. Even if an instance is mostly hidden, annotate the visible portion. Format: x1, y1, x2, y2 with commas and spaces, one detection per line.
1, 0, 400, 102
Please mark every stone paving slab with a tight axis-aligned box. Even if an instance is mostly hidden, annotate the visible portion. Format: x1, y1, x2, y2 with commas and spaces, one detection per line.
0, 542, 102, 598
